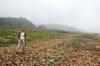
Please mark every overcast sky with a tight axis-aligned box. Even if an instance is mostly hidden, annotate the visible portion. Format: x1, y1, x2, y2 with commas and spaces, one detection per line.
0, 0, 100, 33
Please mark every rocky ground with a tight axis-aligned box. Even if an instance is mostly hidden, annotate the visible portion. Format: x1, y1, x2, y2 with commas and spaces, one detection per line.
0, 33, 100, 66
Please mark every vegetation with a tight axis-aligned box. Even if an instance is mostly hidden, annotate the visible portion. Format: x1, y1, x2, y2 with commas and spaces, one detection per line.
0, 17, 36, 28
0, 18, 100, 66
0, 32, 100, 66
27, 31, 66, 41
0, 28, 66, 47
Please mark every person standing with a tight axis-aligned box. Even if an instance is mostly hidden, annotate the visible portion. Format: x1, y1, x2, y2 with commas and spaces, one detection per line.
17, 27, 26, 52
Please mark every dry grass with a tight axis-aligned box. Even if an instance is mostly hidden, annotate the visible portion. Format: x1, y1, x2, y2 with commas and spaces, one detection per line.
0, 33, 99, 66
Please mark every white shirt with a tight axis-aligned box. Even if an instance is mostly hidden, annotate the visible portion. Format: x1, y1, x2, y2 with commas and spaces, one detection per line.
20, 32, 25, 39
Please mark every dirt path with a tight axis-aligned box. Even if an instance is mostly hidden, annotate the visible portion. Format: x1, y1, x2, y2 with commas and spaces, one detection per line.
25, 34, 75, 52
0, 34, 75, 53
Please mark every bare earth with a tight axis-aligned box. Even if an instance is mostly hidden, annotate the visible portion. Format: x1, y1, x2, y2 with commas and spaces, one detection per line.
0, 34, 100, 66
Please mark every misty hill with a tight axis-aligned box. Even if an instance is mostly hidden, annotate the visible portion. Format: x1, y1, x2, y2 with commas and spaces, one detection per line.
38, 25, 47, 30
0, 17, 81, 32
44, 24, 81, 32
0, 17, 36, 28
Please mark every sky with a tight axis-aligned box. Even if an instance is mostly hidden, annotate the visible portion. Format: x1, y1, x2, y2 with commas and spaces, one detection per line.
0, 0, 100, 33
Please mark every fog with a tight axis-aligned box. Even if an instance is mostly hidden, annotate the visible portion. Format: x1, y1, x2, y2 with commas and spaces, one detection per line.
0, 0, 100, 33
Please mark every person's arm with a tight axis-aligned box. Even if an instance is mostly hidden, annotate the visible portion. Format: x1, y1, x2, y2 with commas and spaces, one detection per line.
16, 32, 20, 45
25, 32, 27, 46
24, 32, 26, 39
18, 32, 20, 40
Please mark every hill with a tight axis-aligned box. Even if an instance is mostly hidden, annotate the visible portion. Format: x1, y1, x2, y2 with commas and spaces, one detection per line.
44, 24, 81, 32
0, 17, 36, 29
38, 25, 47, 30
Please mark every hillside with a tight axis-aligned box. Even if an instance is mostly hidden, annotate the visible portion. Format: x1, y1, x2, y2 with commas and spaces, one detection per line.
0, 17, 82, 32
44, 24, 81, 32
0, 17, 36, 29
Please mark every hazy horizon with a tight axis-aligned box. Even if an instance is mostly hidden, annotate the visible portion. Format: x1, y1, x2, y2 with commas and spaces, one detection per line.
0, 0, 100, 33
